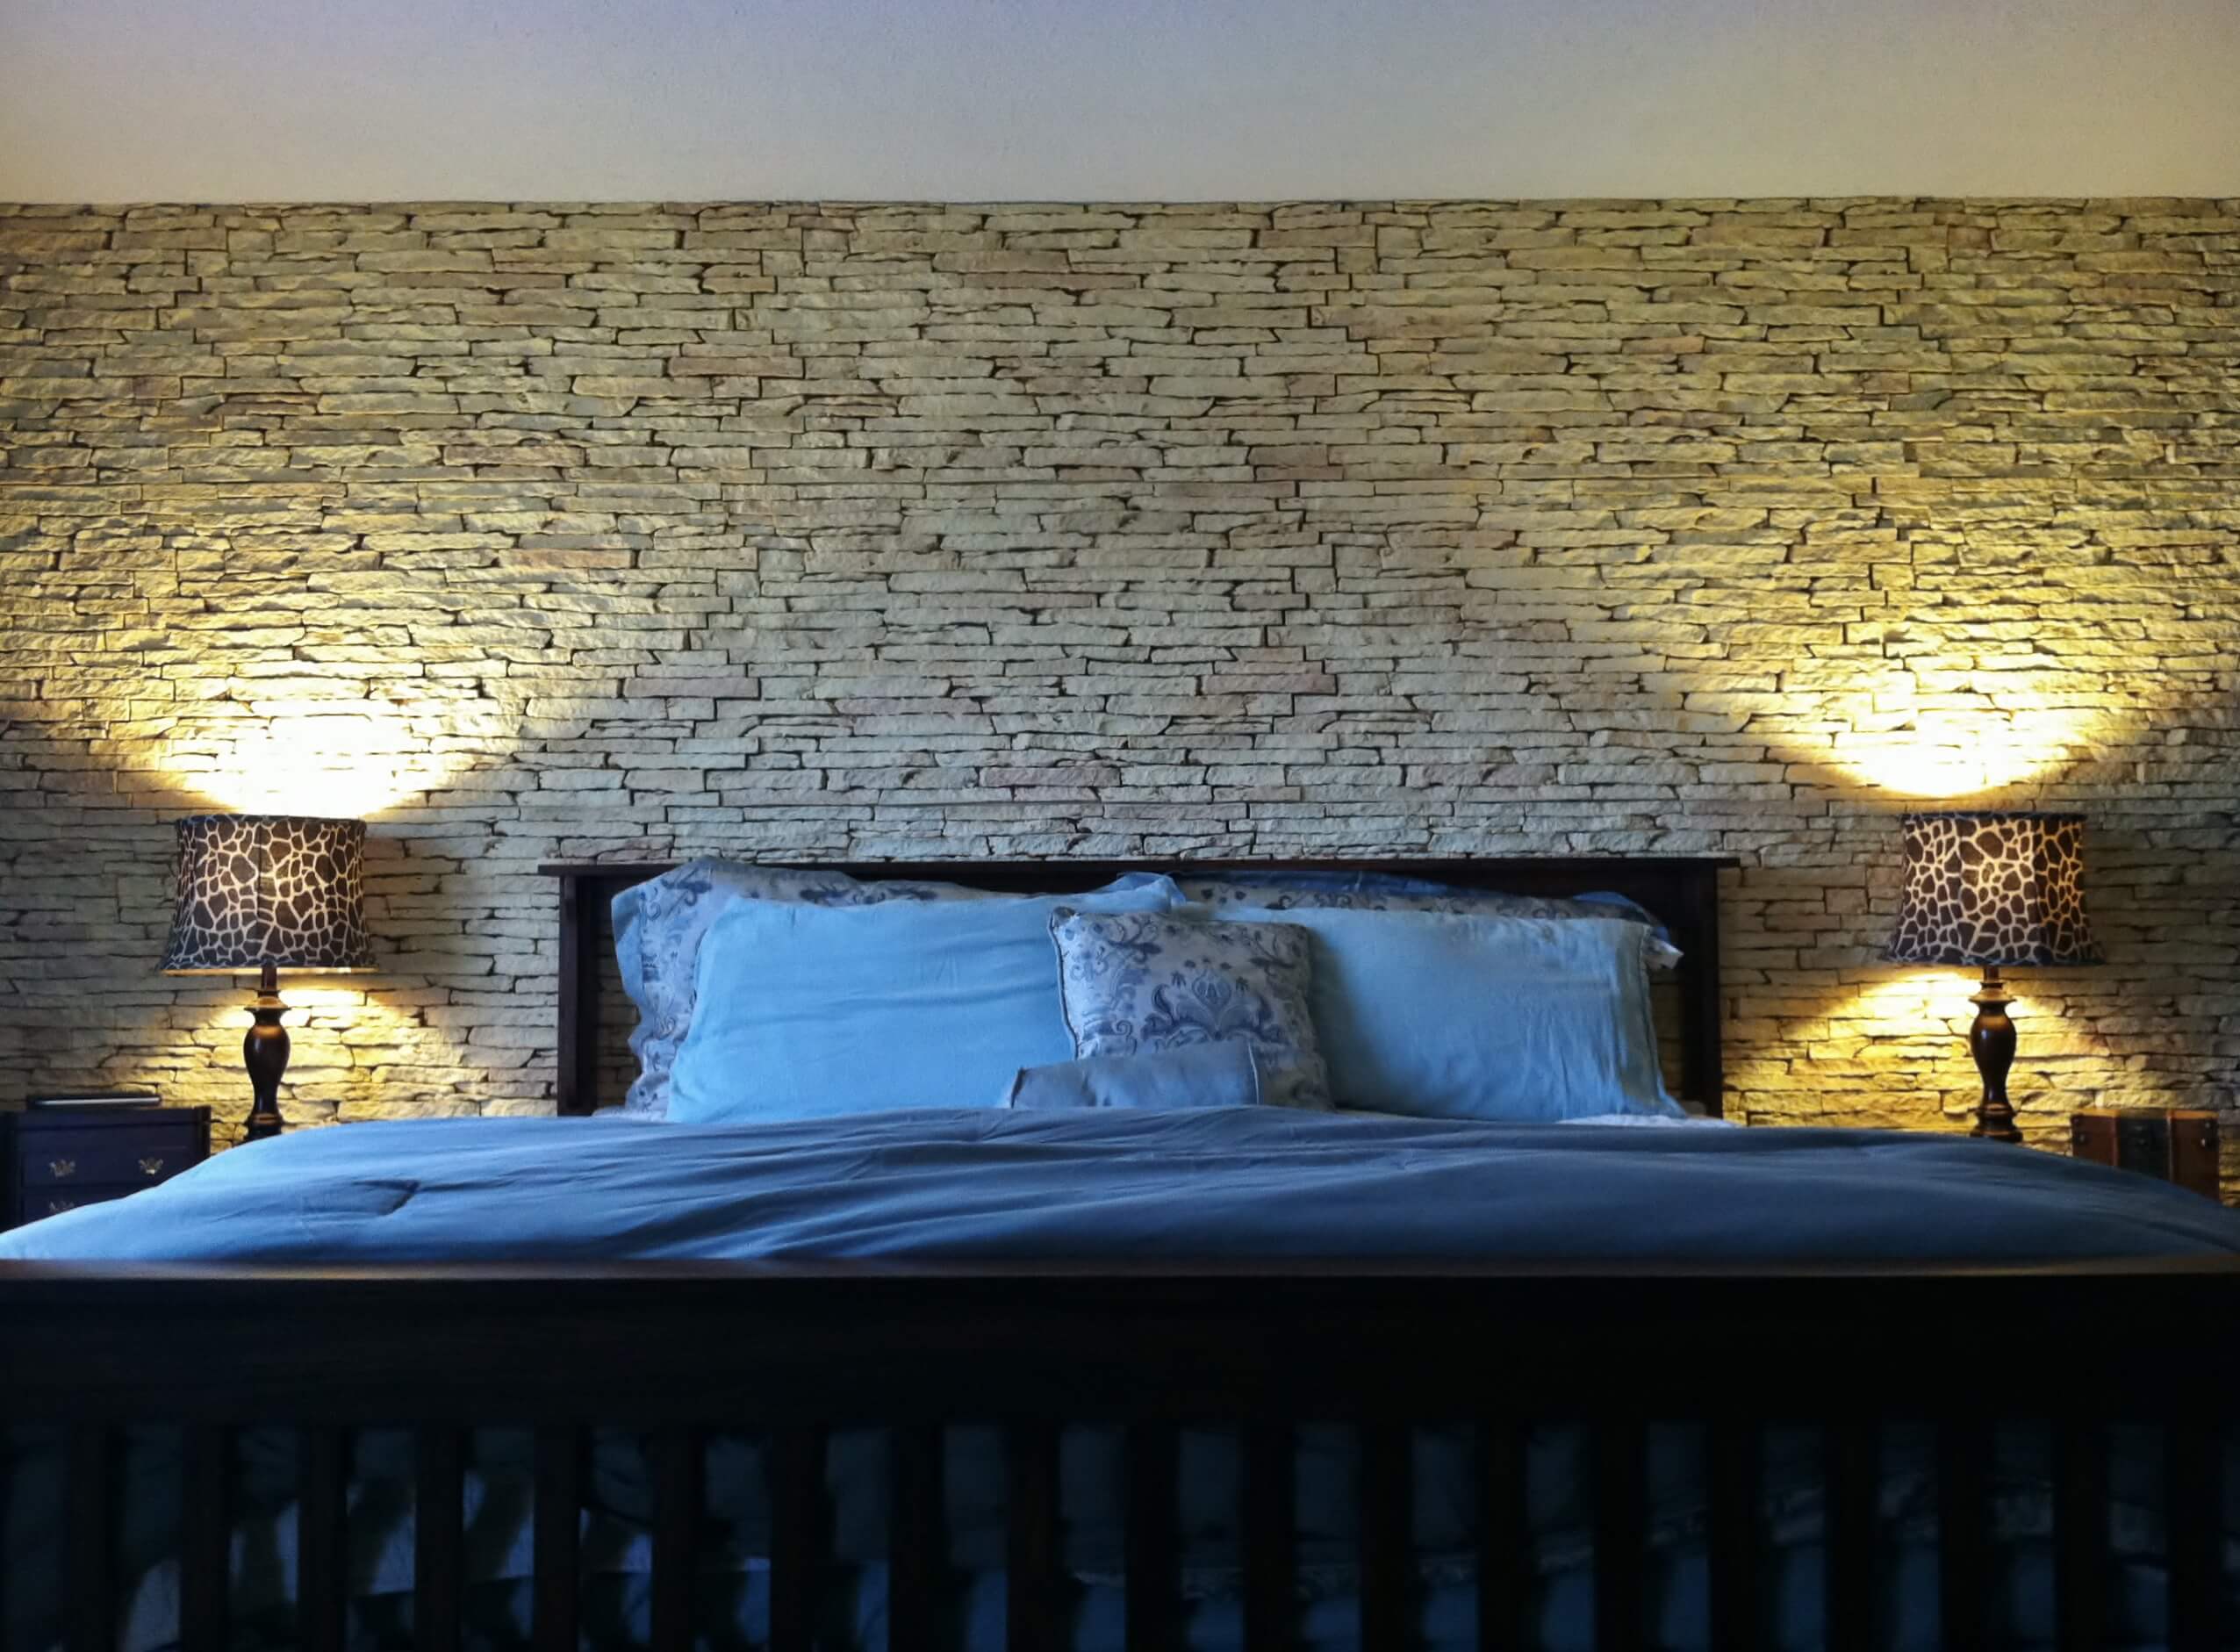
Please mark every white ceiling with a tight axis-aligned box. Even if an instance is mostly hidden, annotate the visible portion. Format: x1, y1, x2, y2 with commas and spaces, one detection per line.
4, 0, 2237, 203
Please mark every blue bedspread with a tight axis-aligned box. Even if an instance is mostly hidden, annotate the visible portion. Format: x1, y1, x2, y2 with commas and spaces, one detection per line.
5, 1108, 2236, 1264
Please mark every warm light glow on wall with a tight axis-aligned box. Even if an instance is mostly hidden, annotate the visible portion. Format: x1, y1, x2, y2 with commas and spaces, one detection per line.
1834, 712, 2094, 798
149, 693, 511, 819
1834, 967, 2002, 1043
1820, 673, 2109, 800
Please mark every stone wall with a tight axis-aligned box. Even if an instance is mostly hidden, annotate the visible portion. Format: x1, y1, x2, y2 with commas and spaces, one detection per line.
2, 200, 2235, 1162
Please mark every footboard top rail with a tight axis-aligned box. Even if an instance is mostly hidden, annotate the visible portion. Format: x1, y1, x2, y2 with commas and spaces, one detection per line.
4, 1259, 2236, 1423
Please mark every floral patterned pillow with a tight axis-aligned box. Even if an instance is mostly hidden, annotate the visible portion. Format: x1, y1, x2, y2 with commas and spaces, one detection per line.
1048, 909, 1332, 1110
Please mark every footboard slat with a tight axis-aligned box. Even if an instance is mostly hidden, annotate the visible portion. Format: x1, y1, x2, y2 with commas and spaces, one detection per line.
1935, 1423, 1988, 1651
1124, 1422, 1179, 1652
532, 1427, 581, 1652
771, 1426, 826, 1652
1007, 1421, 1061, 1652
413, 1426, 464, 1652
1361, 1422, 1412, 1649
1824, 1422, 1877, 1652
298, 1427, 348, 1652
650, 1426, 701, 1652
1592, 1421, 1646, 1652
2054, 1419, 2107, 1652
891, 1425, 944, 1652
65, 1425, 114, 1652
177, 1426, 229, 1652
2167, 1419, 2222, 1652
1478, 1420, 1528, 1652
1707, 1421, 1762, 1652
1244, 1423, 1297, 1652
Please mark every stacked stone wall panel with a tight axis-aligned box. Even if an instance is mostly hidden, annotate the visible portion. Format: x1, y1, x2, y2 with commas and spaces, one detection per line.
2, 200, 2235, 1175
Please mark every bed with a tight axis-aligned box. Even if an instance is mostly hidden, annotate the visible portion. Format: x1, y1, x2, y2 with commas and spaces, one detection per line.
2, 855, 2237, 1652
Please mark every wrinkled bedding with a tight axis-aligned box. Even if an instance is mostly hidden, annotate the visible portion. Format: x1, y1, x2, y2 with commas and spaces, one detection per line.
5, 1108, 2237, 1266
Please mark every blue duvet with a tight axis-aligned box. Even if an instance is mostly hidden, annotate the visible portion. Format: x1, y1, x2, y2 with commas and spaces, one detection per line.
4, 1107, 2236, 1265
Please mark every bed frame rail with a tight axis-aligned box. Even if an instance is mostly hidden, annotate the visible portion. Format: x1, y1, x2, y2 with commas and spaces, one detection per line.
4, 1261, 2236, 1652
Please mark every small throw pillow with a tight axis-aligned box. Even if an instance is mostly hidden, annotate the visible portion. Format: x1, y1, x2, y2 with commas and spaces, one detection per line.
1002, 1041, 1263, 1111
1048, 909, 1331, 1110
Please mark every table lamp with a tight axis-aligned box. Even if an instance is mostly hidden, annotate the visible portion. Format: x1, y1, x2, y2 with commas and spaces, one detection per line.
159, 815, 374, 1140
1885, 811, 2100, 1142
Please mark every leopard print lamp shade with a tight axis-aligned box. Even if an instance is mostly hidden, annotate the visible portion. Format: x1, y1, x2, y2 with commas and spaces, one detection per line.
160, 815, 375, 973
1885, 811, 2101, 968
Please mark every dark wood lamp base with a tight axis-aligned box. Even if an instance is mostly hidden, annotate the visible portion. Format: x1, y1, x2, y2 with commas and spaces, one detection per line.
1967, 966, 2021, 1143
241, 961, 291, 1142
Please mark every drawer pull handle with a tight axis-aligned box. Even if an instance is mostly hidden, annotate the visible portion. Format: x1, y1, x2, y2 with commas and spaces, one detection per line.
44, 1196, 81, 1216
139, 1156, 166, 1178
48, 1158, 76, 1180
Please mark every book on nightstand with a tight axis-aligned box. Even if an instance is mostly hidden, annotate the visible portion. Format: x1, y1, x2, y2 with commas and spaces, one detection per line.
25, 1090, 162, 1110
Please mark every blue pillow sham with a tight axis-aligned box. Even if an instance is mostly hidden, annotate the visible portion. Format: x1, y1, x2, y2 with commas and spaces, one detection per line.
667, 878, 1181, 1124
614, 862, 1172, 1117
1002, 1041, 1262, 1111
1206, 907, 1681, 1122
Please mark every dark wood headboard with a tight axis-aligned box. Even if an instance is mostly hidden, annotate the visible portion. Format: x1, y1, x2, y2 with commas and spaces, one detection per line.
535, 857, 1739, 1117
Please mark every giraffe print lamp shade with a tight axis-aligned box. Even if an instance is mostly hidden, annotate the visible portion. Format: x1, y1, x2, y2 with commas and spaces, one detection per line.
1885, 811, 2101, 968
160, 815, 375, 974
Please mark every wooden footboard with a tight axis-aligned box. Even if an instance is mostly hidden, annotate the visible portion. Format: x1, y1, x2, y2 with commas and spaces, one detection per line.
4, 1261, 2236, 1652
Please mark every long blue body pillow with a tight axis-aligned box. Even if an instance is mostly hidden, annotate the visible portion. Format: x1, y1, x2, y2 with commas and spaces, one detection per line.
1214, 907, 1682, 1121
671, 878, 1181, 1123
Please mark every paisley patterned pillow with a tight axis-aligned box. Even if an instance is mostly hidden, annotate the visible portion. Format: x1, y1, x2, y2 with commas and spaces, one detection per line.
1048, 909, 1332, 1111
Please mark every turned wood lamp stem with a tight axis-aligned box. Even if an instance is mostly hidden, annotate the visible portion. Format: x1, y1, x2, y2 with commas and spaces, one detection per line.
1966, 966, 2021, 1144
241, 961, 291, 1142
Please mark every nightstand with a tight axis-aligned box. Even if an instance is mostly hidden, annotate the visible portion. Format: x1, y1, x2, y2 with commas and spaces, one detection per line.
2071, 1107, 2220, 1201
2, 1106, 212, 1229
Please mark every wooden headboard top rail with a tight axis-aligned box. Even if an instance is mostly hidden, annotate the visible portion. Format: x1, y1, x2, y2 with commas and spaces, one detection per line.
536, 856, 1738, 1117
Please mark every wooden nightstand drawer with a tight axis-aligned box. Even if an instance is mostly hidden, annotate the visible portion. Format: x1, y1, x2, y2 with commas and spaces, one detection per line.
19, 1129, 199, 1186
4, 1106, 211, 1230
20, 1184, 145, 1223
